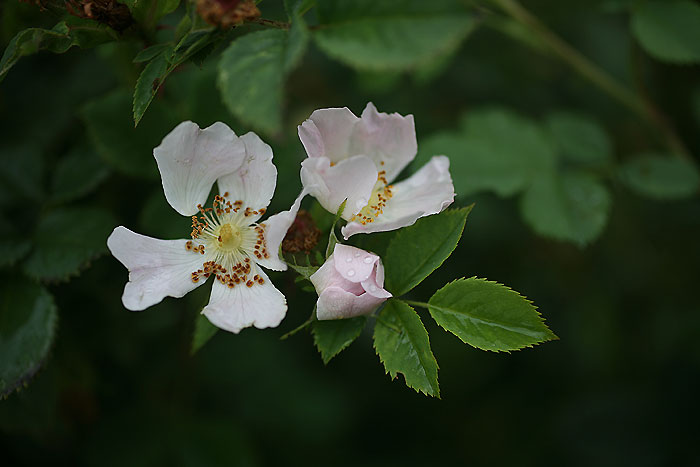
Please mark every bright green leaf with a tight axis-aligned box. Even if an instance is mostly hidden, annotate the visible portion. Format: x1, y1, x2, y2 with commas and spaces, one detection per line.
312, 317, 366, 364
82, 89, 178, 179
218, 26, 308, 134
428, 278, 557, 352
50, 144, 110, 204
520, 170, 611, 246
325, 199, 346, 259
384, 207, 472, 296
191, 313, 219, 355
314, 0, 475, 71
546, 111, 612, 167
287, 260, 319, 280
631, 0, 700, 63
23, 207, 116, 281
374, 299, 439, 397
617, 154, 700, 199
0, 280, 57, 398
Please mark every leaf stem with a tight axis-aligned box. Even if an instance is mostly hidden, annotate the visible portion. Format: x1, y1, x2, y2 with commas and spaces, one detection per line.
402, 300, 430, 310
248, 17, 290, 29
489, 0, 693, 161
280, 308, 316, 340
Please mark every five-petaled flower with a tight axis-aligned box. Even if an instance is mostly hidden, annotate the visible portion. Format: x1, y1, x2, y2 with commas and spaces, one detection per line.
298, 102, 455, 239
107, 121, 303, 333
310, 244, 391, 320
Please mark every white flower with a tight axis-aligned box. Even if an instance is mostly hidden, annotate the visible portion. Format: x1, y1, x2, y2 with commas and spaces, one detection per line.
310, 244, 391, 320
298, 102, 455, 239
107, 121, 304, 333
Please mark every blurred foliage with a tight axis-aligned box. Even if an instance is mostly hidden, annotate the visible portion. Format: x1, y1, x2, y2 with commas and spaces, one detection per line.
1, 0, 700, 464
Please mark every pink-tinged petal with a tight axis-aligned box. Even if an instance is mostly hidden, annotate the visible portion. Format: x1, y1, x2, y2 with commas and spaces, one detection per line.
154, 121, 246, 216
341, 156, 455, 239
298, 107, 359, 163
316, 286, 386, 320
202, 268, 286, 333
301, 155, 377, 218
349, 102, 417, 182
255, 190, 306, 272
332, 244, 378, 282
361, 263, 392, 299
107, 226, 206, 311
309, 254, 364, 295
217, 132, 276, 223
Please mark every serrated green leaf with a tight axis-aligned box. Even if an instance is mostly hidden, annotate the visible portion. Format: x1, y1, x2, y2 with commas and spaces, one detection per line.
191, 313, 219, 355
617, 154, 700, 200
373, 299, 439, 397
0, 239, 31, 269
0, 143, 43, 202
0, 280, 57, 398
0, 20, 115, 82
384, 207, 472, 296
50, 144, 110, 204
314, 0, 475, 71
134, 43, 173, 63
312, 317, 366, 364
546, 111, 612, 167
133, 52, 169, 126
428, 278, 556, 352
631, 0, 700, 63
218, 26, 308, 134
23, 207, 116, 281
82, 89, 178, 179
416, 108, 557, 197
520, 171, 611, 246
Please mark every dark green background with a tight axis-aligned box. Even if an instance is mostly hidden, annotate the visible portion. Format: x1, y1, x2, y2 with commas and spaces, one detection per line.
1, 0, 699, 465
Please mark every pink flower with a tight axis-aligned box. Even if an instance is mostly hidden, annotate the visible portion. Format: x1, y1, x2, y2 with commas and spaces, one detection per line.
310, 244, 392, 320
298, 102, 455, 239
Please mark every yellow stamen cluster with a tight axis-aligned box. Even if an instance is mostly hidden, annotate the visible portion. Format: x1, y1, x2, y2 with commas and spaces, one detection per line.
184, 192, 269, 287
351, 170, 394, 225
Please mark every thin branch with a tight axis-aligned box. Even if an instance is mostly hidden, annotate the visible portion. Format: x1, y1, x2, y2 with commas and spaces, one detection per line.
490, 0, 693, 161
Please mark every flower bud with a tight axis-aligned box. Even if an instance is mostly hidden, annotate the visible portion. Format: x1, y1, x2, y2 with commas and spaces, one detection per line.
310, 244, 392, 320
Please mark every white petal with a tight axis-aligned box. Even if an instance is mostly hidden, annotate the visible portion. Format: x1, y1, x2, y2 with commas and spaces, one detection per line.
107, 226, 206, 311
202, 268, 287, 333
255, 190, 306, 271
300, 155, 377, 218
332, 244, 378, 282
316, 287, 386, 320
217, 132, 277, 223
349, 102, 417, 182
298, 107, 359, 163
154, 121, 246, 216
341, 156, 455, 239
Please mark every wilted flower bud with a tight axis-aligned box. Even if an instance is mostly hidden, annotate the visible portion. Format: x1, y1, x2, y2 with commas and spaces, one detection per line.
281, 210, 321, 253
310, 244, 391, 320
196, 0, 260, 29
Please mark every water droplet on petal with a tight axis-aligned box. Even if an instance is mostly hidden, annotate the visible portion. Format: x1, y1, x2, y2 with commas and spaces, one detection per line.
363, 257, 373, 263
347, 269, 356, 277
354, 252, 361, 258
345, 257, 353, 263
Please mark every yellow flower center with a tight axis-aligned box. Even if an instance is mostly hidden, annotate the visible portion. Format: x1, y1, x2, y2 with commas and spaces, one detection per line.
216, 223, 243, 251
350, 170, 393, 225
